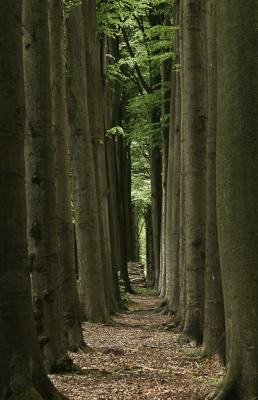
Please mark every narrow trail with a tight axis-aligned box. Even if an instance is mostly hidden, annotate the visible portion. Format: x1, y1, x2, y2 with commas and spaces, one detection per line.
49, 291, 224, 399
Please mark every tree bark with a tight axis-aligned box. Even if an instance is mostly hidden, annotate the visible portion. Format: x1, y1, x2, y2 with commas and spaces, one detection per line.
170, 7, 181, 315
65, 4, 109, 323
81, 0, 118, 313
23, 0, 67, 372
201, 0, 225, 362
0, 1, 67, 397
48, 0, 85, 352
211, 2, 258, 399
179, 0, 207, 345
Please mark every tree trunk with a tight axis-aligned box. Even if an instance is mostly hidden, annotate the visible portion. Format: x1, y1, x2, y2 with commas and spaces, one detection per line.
159, 31, 172, 298
211, 2, 258, 399
146, 206, 154, 281
23, 0, 67, 372
65, 4, 109, 323
149, 120, 162, 291
48, 0, 85, 352
173, 0, 186, 328
0, 2, 67, 397
81, 0, 118, 313
201, 0, 225, 362
169, 0, 181, 315
102, 33, 131, 295
179, 0, 207, 345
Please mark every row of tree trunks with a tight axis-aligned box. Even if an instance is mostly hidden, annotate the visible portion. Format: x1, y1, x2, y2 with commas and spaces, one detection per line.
160, 0, 225, 357
158, 0, 258, 398
0, 0, 68, 398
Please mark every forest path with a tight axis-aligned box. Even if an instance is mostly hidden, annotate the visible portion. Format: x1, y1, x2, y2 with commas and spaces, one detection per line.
49, 290, 224, 399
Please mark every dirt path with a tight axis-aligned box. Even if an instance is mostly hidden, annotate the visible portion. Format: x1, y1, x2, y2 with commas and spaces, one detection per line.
49, 291, 224, 399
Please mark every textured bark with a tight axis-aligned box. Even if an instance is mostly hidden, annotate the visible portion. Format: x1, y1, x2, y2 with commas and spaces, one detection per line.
48, 0, 85, 352
179, 0, 207, 345
159, 30, 171, 298
173, 0, 186, 328
0, 2, 67, 398
169, 0, 181, 315
66, 4, 109, 323
211, 2, 258, 399
201, 0, 225, 362
23, 0, 66, 371
81, 0, 117, 313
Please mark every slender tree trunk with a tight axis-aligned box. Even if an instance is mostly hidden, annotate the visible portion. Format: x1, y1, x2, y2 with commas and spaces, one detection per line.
174, 0, 186, 328
169, 0, 181, 315
201, 0, 225, 362
179, 0, 207, 345
65, 4, 109, 323
146, 206, 154, 281
159, 41, 171, 298
164, 46, 176, 309
149, 117, 162, 291
23, 0, 67, 372
0, 3, 67, 397
210, 2, 258, 399
48, 0, 85, 352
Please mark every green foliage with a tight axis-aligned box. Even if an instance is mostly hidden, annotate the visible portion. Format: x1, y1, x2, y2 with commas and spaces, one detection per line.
117, 272, 129, 304
64, 0, 82, 18
97, 0, 177, 263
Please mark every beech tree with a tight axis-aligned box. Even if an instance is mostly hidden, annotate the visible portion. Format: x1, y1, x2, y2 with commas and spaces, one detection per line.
0, 1, 67, 397
66, 2, 110, 322
201, 0, 225, 361
178, 0, 207, 345
48, 0, 85, 352
23, 0, 68, 371
211, 1, 258, 399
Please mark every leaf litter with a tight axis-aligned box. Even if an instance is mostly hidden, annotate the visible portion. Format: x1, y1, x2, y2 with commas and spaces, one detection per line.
49, 291, 224, 399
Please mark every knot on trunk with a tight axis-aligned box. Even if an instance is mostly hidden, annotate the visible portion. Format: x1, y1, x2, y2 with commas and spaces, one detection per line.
43, 289, 55, 303
29, 220, 42, 244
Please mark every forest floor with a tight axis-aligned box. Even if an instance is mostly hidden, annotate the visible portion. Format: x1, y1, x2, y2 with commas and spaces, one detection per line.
49, 288, 224, 399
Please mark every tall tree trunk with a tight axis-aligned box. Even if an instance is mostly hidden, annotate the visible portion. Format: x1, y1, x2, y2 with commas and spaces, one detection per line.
146, 206, 154, 281
23, 0, 67, 372
65, 4, 109, 323
48, 0, 85, 352
169, 0, 181, 315
0, 2, 67, 397
81, 0, 118, 313
159, 29, 172, 298
212, 2, 258, 399
174, 0, 186, 328
201, 0, 225, 362
149, 116, 162, 291
179, 0, 207, 345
